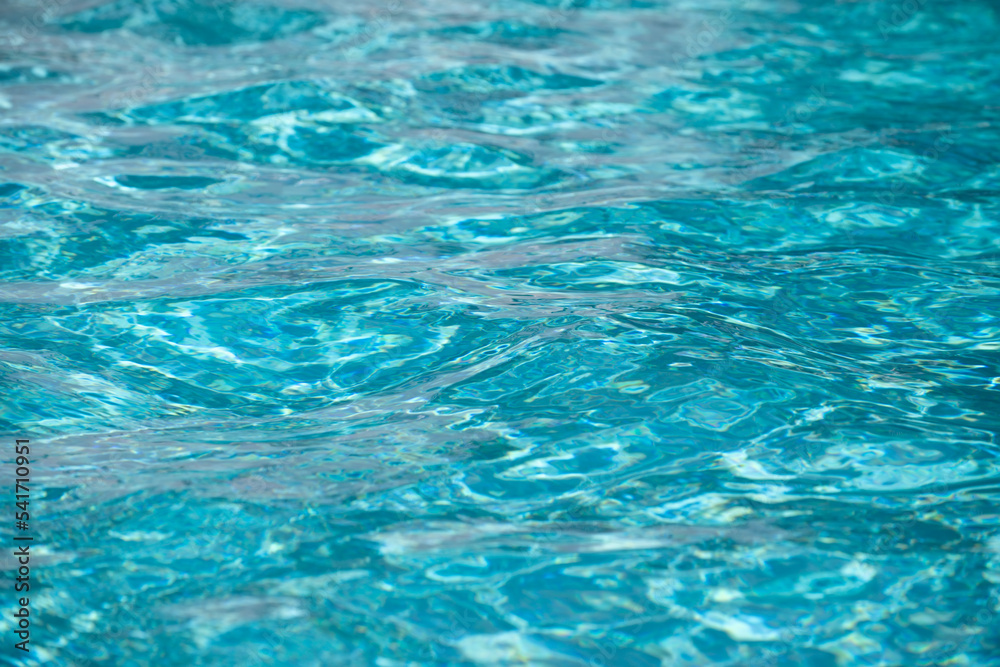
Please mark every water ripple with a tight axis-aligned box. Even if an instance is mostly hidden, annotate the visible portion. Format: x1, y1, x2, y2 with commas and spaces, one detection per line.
1, 0, 1000, 665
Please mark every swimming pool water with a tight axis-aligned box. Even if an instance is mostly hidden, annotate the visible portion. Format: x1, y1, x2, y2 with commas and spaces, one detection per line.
1, 0, 1000, 665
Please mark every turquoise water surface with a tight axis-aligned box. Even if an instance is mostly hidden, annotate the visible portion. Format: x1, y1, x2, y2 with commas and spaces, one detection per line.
2, 0, 1000, 665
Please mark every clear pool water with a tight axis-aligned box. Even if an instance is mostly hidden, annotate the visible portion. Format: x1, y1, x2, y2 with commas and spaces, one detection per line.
2, 0, 1000, 665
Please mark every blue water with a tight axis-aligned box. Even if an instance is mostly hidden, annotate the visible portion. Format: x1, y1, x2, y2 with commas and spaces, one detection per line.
2, 0, 1000, 665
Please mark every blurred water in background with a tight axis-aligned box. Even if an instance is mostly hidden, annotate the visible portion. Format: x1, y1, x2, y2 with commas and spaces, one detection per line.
1, 0, 1000, 664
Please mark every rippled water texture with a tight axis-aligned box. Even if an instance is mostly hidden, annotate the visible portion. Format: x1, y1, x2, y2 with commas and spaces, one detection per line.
2, 0, 1000, 665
